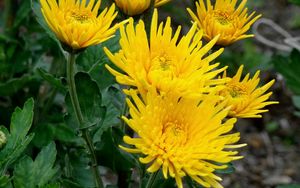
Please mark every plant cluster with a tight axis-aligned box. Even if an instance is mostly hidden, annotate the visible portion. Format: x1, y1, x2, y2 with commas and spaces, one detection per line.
3, 0, 297, 188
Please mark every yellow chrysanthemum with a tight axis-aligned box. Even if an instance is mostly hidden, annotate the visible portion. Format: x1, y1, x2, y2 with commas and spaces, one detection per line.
114, 0, 151, 16
40, 0, 120, 50
105, 9, 227, 98
219, 65, 278, 118
114, 0, 170, 16
187, 0, 261, 46
120, 90, 245, 188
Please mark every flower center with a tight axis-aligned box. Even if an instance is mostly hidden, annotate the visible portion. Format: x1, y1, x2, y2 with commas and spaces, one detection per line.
147, 53, 177, 85
162, 120, 187, 147
228, 84, 247, 98
152, 54, 173, 71
67, 10, 93, 24
214, 10, 233, 25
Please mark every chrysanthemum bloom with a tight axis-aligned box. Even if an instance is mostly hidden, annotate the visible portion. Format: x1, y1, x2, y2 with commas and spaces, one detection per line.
114, 0, 170, 16
219, 65, 278, 118
105, 9, 227, 98
40, 0, 120, 50
187, 0, 262, 46
115, 0, 170, 16
114, 0, 151, 16
120, 90, 245, 188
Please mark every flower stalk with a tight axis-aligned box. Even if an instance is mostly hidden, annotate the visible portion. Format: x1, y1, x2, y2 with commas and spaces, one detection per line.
66, 52, 104, 188
145, 171, 159, 188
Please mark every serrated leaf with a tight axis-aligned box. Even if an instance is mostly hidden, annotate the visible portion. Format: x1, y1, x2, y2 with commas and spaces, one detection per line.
273, 49, 300, 95
0, 75, 34, 96
0, 98, 35, 168
36, 68, 66, 93
65, 72, 106, 129
13, 142, 59, 188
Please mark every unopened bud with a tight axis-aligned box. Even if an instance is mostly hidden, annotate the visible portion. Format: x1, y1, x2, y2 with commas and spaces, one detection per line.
0, 130, 7, 149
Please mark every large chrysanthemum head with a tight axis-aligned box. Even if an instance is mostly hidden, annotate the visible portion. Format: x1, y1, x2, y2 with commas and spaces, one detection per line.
187, 0, 261, 46
219, 65, 278, 118
120, 90, 245, 188
114, 0, 170, 16
40, 0, 120, 50
105, 9, 227, 98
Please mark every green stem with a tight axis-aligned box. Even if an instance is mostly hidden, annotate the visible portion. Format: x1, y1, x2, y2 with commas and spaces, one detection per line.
66, 52, 104, 188
145, 171, 159, 188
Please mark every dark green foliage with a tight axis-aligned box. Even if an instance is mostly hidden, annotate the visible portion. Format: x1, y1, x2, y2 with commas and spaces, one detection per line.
0, 98, 34, 169
13, 142, 59, 188
289, 0, 300, 6
273, 50, 300, 94
65, 72, 106, 129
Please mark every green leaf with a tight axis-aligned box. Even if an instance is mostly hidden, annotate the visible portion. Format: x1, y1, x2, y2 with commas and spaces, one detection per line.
0, 98, 35, 168
32, 123, 78, 148
289, 0, 300, 6
13, 142, 59, 188
93, 85, 124, 143
0, 75, 35, 96
77, 31, 121, 90
65, 72, 106, 129
50, 123, 78, 143
0, 175, 11, 187
40, 183, 60, 188
96, 128, 137, 172
273, 49, 300, 95
63, 151, 95, 188
276, 184, 300, 188
292, 95, 300, 109
36, 68, 67, 93
13, 0, 32, 28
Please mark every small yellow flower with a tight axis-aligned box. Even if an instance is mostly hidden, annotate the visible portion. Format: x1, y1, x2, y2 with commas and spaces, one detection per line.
219, 65, 278, 118
105, 9, 227, 98
114, 0, 151, 16
120, 90, 245, 188
187, 0, 261, 46
114, 0, 170, 16
40, 0, 120, 50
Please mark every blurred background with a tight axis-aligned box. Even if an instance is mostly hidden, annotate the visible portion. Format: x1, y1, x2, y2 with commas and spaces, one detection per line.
0, 0, 300, 188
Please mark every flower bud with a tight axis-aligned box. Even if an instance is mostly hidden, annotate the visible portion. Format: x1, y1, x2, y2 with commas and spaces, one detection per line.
0, 130, 6, 149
